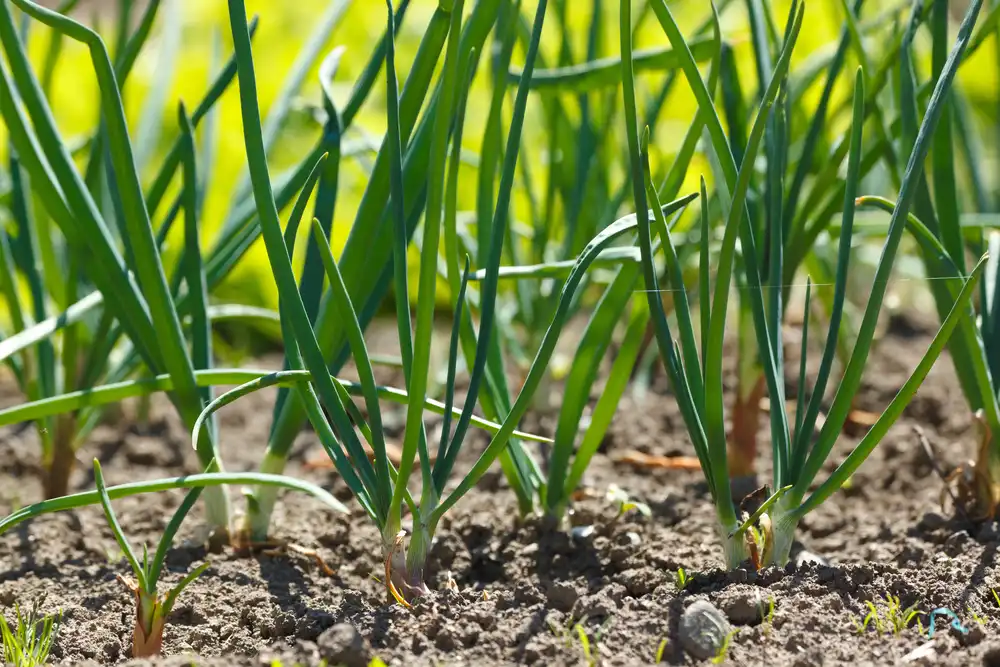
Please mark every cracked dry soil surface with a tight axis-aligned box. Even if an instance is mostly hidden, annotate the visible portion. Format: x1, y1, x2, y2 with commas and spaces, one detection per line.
2, 314, 1000, 666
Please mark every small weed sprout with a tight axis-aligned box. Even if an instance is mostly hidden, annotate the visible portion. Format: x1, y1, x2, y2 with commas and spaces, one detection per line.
0, 602, 60, 667
761, 597, 776, 636
992, 589, 1000, 608
655, 637, 668, 663
852, 601, 885, 635
711, 629, 738, 664
885, 595, 921, 635
675, 567, 690, 591
548, 617, 573, 648
574, 624, 595, 666
968, 607, 987, 627
606, 484, 651, 523
851, 596, 921, 636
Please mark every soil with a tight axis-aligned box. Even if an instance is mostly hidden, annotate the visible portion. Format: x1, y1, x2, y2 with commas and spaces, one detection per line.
2, 313, 1000, 667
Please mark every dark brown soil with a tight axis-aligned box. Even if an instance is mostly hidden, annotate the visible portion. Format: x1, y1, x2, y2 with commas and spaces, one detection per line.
2, 314, 999, 666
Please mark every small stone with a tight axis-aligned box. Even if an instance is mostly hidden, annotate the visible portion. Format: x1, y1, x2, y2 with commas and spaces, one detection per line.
960, 624, 987, 647
546, 582, 579, 612
919, 512, 946, 531
571, 525, 595, 541
721, 588, 769, 625
621, 531, 642, 547
945, 531, 969, 556
977, 522, 1000, 543
792, 548, 829, 568
317, 623, 370, 667
679, 600, 731, 660
982, 641, 1000, 667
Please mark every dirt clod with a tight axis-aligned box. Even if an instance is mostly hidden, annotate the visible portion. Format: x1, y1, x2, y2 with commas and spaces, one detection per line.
544, 581, 579, 612
317, 622, 370, 667
719, 586, 769, 625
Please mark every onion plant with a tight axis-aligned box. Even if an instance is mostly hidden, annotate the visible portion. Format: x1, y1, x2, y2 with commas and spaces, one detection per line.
241, 0, 550, 541
631, 0, 996, 479
222, 0, 699, 599
848, 0, 1000, 520
620, 0, 987, 568
0, 0, 226, 529
465, 0, 724, 522
92, 459, 208, 657
709, 0, 925, 477
483, 0, 934, 518
0, 0, 360, 535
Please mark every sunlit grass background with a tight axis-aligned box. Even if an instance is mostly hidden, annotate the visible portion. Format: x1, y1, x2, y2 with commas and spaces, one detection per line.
9, 0, 1000, 315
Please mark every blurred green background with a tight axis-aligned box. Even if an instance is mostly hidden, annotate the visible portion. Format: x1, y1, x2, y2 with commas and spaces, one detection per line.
6, 0, 1000, 320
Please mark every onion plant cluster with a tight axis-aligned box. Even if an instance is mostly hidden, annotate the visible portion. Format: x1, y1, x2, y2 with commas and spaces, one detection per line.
0, 0, 365, 534
219, 0, 705, 600
619, 0, 987, 567
456, 0, 966, 519
236, 0, 551, 542
675, 0, 994, 479
0, 0, 996, 628
847, 0, 1000, 522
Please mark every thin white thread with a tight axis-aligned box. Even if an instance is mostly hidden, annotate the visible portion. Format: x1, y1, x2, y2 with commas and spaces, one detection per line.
634, 273, 974, 294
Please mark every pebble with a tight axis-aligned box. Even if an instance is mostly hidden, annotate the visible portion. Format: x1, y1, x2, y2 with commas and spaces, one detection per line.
944, 531, 969, 556
679, 600, 731, 660
981, 641, 1000, 667
792, 548, 829, 568
918, 512, 946, 531
317, 623, 371, 667
976, 521, 1000, 543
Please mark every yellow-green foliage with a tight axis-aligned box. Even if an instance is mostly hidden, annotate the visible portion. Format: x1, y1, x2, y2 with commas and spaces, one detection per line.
3, 0, 998, 318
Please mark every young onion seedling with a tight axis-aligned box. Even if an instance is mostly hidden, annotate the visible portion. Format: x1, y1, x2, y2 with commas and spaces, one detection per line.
621, 0, 987, 567
93, 460, 209, 657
